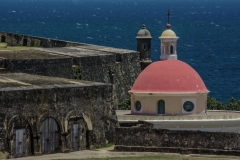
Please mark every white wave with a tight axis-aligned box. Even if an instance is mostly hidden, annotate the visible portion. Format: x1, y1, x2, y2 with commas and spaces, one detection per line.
184, 44, 193, 47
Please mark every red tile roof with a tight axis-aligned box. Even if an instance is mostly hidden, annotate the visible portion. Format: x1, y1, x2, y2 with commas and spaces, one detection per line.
129, 60, 209, 94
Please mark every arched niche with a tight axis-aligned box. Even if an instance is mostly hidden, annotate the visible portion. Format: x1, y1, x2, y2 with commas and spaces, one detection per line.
8, 114, 34, 158
64, 111, 92, 151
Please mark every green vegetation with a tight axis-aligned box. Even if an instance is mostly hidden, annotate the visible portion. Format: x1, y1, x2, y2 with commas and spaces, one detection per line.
99, 143, 114, 149
73, 66, 82, 80
118, 98, 131, 110
207, 96, 240, 110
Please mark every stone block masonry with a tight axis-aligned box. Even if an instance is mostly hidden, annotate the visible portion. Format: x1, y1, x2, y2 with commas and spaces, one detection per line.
0, 50, 74, 78
0, 31, 142, 109
115, 122, 240, 156
74, 51, 141, 106
40, 45, 141, 108
0, 73, 117, 158
0, 32, 81, 47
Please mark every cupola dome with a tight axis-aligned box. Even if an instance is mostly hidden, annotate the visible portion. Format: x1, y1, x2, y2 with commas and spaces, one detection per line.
136, 24, 152, 39
129, 60, 209, 94
160, 24, 177, 38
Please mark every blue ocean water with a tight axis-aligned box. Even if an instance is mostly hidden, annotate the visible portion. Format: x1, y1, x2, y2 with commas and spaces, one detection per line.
0, 0, 240, 103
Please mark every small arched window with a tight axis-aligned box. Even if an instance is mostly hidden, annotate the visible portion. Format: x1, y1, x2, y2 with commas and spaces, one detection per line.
157, 100, 165, 114
170, 45, 174, 54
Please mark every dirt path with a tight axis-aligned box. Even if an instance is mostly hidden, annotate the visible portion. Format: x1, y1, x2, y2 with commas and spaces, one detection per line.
9, 146, 240, 160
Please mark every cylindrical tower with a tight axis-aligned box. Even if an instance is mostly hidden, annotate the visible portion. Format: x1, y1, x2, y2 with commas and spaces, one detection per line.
136, 24, 152, 71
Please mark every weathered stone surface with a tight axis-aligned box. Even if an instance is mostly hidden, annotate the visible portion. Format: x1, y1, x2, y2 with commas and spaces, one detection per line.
0, 32, 81, 47
0, 50, 73, 79
42, 46, 141, 108
0, 31, 142, 108
115, 122, 240, 155
0, 31, 142, 158
0, 73, 117, 158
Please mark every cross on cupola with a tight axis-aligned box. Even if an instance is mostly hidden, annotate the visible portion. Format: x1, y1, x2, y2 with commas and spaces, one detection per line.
167, 9, 171, 24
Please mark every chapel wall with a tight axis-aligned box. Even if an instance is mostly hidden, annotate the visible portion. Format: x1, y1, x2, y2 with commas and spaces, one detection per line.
132, 94, 207, 115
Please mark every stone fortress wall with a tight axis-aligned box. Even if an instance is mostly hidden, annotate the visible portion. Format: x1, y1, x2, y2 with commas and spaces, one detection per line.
0, 73, 116, 158
0, 32, 80, 47
0, 31, 141, 106
0, 31, 141, 158
115, 122, 240, 156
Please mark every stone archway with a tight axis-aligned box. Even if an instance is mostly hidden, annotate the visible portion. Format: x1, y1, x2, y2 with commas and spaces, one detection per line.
8, 115, 34, 158
65, 111, 92, 151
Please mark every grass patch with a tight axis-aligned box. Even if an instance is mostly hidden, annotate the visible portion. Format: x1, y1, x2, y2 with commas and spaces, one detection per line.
98, 143, 115, 149
0, 42, 7, 48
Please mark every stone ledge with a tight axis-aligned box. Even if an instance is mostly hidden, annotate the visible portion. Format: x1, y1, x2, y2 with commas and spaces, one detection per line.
114, 146, 240, 156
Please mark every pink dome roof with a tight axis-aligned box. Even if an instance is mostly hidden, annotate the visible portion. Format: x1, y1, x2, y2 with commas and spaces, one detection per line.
129, 60, 209, 94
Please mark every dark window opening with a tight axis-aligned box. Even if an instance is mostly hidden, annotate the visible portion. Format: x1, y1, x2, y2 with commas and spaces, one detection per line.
23, 39, 28, 46
116, 54, 122, 62
143, 44, 146, 50
170, 45, 174, 54
1, 36, 6, 42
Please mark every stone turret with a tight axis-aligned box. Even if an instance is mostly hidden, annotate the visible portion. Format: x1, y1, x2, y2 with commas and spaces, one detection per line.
136, 24, 152, 70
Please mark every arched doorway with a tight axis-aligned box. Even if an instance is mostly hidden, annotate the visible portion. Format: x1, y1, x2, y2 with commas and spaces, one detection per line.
40, 117, 60, 154
68, 117, 87, 151
8, 115, 34, 158
157, 100, 165, 114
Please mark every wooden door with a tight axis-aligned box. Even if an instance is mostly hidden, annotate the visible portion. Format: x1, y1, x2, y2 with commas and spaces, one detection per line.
14, 128, 26, 158
40, 117, 60, 154
72, 124, 80, 151
158, 100, 165, 114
